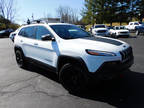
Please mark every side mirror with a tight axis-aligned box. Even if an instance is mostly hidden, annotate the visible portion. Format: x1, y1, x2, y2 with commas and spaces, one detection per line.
41, 34, 55, 41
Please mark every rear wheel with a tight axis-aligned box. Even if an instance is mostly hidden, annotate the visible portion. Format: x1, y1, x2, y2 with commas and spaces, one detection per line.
59, 63, 88, 93
15, 50, 26, 68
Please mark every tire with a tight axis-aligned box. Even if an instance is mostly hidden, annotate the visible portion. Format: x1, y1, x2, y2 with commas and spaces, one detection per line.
15, 50, 26, 68
59, 63, 88, 93
136, 30, 140, 36
111, 33, 117, 38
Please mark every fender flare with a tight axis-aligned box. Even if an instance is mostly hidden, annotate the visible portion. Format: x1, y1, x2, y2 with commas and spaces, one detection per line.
56, 55, 89, 73
14, 45, 25, 56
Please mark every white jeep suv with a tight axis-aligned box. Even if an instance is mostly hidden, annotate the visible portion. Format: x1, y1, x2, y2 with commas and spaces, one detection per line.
109, 26, 130, 38
14, 23, 134, 92
92, 24, 110, 37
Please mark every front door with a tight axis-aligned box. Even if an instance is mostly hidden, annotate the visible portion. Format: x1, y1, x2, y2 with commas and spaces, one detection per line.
33, 26, 57, 67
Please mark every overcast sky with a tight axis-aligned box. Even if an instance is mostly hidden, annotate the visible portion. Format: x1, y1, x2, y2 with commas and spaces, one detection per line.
16, 0, 84, 24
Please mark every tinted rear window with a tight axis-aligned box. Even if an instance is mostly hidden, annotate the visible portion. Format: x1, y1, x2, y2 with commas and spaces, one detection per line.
18, 26, 36, 39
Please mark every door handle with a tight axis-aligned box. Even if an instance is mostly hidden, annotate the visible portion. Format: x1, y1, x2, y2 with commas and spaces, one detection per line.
34, 43, 38, 46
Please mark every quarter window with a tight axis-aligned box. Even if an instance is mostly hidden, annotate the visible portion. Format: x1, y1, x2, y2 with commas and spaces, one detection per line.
18, 28, 25, 36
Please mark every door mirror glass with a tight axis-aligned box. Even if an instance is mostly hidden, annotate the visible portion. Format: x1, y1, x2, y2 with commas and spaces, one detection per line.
41, 34, 55, 41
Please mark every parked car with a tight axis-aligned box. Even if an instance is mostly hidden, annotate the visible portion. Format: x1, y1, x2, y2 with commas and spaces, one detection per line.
9, 28, 20, 42
125, 21, 143, 31
0, 30, 7, 38
9, 32, 17, 42
109, 26, 130, 38
92, 24, 110, 37
0, 29, 14, 38
14, 22, 134, 92
107, 26, 113, 30
135, 25, 144, 36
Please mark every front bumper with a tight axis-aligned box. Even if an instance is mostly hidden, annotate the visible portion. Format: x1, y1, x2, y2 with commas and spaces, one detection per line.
117, 33, 129, 37
86, 56, 134, 81
95, 33, 110, 36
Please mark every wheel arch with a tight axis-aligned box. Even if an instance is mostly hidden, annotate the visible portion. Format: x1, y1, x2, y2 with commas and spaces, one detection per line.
14, 45, 25, 55
57, 55, 88, 74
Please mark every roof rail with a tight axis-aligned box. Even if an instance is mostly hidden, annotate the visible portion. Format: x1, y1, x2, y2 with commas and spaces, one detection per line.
30, 20, 48, 24
23, 18, 62, 26
24, 19, 48, 25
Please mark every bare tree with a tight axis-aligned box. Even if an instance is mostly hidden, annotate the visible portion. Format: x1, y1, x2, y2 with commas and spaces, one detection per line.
43, 12, 52, 19
57, 6, 78, 24
0, 0, 16, 22
43, 12, 51, 22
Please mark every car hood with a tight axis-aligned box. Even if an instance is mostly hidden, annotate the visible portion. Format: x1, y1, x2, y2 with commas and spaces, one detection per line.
0, 30, 6, 34
93, 28, 108, 31
61, 36, 129, 53
115, 29, 129, 32
136, 26, 144, 29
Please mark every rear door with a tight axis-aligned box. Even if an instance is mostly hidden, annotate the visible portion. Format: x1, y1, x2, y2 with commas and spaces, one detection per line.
18, 26, 38, 59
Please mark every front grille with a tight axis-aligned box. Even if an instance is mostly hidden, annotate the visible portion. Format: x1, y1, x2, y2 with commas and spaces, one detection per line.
97, 30, 107, 33
120, 47, 133, 62
120, 32, 128, 34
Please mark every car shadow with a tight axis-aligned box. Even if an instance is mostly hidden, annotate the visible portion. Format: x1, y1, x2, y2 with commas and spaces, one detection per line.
129, 36, 137, 38
25, 63, 59, 82
73, 69, 144, 108
24, 64, 144, 108
118, 35, 137, 38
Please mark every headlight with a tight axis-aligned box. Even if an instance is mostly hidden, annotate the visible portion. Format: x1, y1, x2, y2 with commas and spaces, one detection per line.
86, 49, 116, 56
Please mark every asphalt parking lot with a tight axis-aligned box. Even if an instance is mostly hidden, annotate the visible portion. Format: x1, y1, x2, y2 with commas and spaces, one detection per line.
0, 35, 144, 108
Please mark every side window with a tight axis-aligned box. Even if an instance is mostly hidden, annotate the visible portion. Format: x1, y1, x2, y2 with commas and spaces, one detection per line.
25, 27, 36, 39
130, 23, 133, 25
36, 26, 51, 40
18, 26, 36, 39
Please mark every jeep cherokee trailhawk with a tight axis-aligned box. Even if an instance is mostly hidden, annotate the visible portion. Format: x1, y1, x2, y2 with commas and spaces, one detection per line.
14, 23, 134, 92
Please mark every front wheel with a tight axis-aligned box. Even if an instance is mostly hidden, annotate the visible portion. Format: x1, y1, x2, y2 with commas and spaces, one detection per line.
15, 50, 26, 68
136, 30, 140, 36
111, 33, 117, 38
59, 63, 88, 93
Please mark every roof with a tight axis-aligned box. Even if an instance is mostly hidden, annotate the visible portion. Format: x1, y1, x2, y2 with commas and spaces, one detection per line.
48, 23, 72, 26
21, 23, 73, 28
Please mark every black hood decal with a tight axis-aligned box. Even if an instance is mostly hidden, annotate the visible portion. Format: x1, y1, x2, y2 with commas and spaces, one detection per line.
82, 37, 123, 46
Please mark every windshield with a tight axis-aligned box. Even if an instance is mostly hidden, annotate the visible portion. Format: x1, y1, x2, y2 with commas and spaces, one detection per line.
115, 27, 120, 30
95, 25, 106, 28
115, 26, 126, 30
134, 23, 139, 25
120, 26, 126, 29
50, 25, 91, 39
